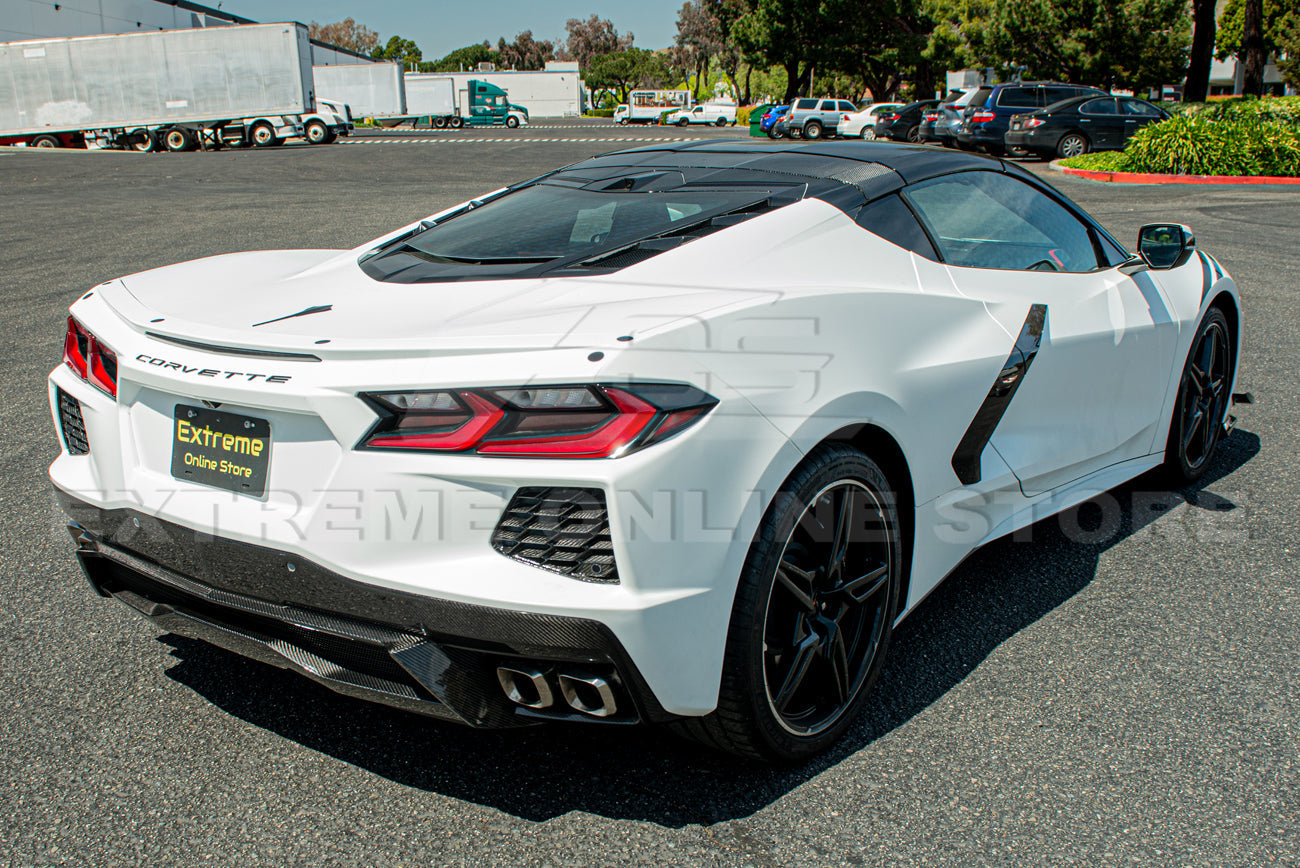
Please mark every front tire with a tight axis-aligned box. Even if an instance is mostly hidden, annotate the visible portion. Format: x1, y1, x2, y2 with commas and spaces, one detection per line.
861, 127, 876, 140
677, 117, 689, 127
304, 120, 329, 144
679, 444, 901, 761
768, 128, 784, 139
1164, 307, 1232, 484
506, 116, 520, 128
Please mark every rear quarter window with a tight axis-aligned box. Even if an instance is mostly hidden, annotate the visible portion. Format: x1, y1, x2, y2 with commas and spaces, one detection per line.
796, 99, 818, 110
855, 194, 938, 261
997, 88, 1039, 108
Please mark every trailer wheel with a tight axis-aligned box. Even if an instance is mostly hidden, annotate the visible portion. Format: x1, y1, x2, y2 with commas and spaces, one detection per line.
163, 127, 196, 152
433, 117, 447, 128
449, 117, 464, 129
31, 134, 62, 148
130, 129, 155, 152
250, 122, 278, 147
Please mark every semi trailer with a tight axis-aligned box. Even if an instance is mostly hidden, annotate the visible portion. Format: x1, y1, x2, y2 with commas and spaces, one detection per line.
403, 75, 528, 128
0, 23, 315, 151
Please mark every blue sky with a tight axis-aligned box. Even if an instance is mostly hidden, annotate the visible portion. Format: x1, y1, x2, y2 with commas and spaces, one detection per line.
221, 0, 684, 59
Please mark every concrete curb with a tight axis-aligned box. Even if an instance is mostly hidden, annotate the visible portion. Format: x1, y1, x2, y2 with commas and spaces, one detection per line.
1048, 158, 1300, 185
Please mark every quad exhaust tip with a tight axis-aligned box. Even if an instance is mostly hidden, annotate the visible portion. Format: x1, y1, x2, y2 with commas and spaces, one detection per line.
557, 672, 618, 718
496, 665, 620, 718
495, 665, 554, 709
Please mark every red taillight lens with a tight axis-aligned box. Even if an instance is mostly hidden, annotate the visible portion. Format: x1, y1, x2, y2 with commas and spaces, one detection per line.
923, 112, 939, 121
879, 112, 896, 121
63, 317, 117, 398
972, 111, 996, 123
63, 317, 89, 378
359, 384, 716, 458
1024, 118, 1045, 128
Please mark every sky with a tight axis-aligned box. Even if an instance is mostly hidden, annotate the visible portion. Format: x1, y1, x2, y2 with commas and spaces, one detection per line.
219, 0, 684, 59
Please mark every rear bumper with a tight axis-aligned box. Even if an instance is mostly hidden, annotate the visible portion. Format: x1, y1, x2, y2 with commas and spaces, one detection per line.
61, 490, 672, 728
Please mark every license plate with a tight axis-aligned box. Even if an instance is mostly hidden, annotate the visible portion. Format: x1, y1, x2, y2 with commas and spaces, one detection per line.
170, 405, 271, 496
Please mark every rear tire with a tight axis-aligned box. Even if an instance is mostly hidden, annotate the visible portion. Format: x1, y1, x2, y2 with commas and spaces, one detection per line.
904, 124, 920, 143
803, 121, 823, 139
1057, 132, 1089, 159
163, 127, 196, 152
860, 127, 876, 140
1163, 307, 1232, 485
675, 444, 901, 761
31, 134, 61, 148
768, 128, 784, 140
715, 116, 727, 127
449, 117, 463, 129
130, 129, 155, 152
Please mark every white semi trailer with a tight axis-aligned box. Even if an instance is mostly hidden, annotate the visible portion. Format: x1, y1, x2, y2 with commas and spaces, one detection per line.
0, 23, 315, 151
312, 62, 407, 121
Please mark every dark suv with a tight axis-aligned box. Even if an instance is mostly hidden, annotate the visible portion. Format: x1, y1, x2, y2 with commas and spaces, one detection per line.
956, 82, 1106, 155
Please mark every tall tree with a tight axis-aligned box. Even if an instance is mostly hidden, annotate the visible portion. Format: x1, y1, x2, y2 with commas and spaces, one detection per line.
732, 0, 836, 101
371, 36, 423, 70
497, 31, 556, 70
308, 18, 379, 54
676, 1, 725, 99
1276, 12, 1300, 91
1185, 0, 1218, 102
565, 15, 634, 67
1218, 0, 1293, 94
585, 48, 670, 102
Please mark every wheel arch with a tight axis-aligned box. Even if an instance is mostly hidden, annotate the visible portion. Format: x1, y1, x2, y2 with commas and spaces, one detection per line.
1208, 288, 1241, 385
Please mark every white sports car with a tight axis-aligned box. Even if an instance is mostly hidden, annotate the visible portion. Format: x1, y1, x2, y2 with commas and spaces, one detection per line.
50, 141, 1243, 760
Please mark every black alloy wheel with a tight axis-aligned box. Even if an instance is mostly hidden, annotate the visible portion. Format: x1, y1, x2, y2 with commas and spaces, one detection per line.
676, 445, 900, 761
768, 127, 784, 139
1165, 307, 1232, 483
904, 124, 920, 143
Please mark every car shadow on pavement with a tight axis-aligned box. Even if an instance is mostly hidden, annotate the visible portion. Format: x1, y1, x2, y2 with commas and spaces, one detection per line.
159, 429, 1259, 827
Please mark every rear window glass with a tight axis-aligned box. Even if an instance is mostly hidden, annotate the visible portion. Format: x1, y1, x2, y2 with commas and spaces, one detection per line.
997, 88, 1039, 108
838, 101, 856, 112
1123, 99, 1163, 117
855, 194, 938, 261
967, 87, 994, 108
796, 99, 818, 109
1080, 98, 1118, 114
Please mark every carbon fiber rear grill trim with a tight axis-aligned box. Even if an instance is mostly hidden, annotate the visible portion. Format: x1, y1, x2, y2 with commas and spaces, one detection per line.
491, 487, 619, 583
57, 388, 89, 455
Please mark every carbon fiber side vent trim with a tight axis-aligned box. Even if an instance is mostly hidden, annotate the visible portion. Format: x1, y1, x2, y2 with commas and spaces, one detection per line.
492, 487, 618, 583
57, 388, 90, 455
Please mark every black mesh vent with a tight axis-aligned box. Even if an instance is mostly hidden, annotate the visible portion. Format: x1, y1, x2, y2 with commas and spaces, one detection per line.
58, 388, 89, 455
492, 487, 618, 583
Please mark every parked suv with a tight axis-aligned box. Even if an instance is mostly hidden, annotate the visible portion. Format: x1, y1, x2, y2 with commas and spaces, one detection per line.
773, 98, 858, 139
956, 82, 1106, 155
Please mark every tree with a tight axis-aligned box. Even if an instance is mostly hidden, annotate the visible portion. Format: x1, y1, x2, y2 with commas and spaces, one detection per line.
676, 1, 725, 100
1185, 0, 1218, 102
497, 31, 556, 70
371, 35, 423, 70
308, 18, 379, 54
732, 0, 838, 101
585, 48, 670, 102
1276, 12, 1300, 91
827, 0, 932, 101
421, 42, 496, 73
1218, 0, 1293, 95
565, 15, 634, 67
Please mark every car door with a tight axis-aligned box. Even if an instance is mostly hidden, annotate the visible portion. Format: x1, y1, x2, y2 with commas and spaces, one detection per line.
902, 169, 1179, 495
1077, 98, 1123, 148
1120, 99, 1166, 144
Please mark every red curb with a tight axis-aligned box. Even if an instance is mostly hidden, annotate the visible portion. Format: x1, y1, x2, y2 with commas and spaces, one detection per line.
1055, 162, 1300, 185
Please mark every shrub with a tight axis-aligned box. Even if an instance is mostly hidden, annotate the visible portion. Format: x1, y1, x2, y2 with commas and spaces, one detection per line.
1119, 112, 1300, 176
585, 108, 616, 118
1058, 152, 1127, 172
736, 106, 753, 126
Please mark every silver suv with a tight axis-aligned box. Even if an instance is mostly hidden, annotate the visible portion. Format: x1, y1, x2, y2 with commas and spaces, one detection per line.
772, 98, 858, 139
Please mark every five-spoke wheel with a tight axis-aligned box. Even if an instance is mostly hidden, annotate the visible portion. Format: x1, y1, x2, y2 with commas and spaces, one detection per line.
1165, 307, 1232, 482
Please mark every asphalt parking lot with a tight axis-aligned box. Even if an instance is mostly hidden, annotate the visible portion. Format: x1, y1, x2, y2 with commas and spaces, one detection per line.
2, 119, 1297, 867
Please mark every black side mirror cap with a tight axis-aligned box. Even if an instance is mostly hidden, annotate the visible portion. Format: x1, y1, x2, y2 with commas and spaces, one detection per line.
1137, 223, 1195, 269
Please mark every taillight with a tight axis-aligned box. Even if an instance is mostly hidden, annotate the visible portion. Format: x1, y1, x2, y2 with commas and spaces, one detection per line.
972, 111, 996, 123
879, 112, 896, 121
1024, 118, 1045, 128
358, 383, 717, 458
923, 112, 939, 121
63, 317, 117, 398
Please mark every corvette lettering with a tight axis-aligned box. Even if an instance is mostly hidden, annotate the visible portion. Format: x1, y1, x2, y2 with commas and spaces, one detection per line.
135, 354, 290, 383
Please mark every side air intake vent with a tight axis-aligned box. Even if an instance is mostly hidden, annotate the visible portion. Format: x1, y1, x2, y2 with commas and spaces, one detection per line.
492, 487, 618, 583
58, 388, 90, 455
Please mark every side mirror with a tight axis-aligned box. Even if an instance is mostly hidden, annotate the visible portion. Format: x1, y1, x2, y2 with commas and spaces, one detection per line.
1137, 223, 1195, 269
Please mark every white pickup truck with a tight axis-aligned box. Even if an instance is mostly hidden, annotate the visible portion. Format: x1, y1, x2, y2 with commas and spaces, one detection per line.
664, 104, 737, 127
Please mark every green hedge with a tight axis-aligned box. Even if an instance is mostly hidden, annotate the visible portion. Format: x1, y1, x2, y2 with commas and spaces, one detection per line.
585, 108, 616, 118
736, 106, 754, 126
1064, 98, 1300, 177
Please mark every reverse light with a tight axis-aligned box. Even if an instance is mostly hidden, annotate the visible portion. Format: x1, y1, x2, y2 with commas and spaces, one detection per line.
359, 383, 717, 458
63, 317, 118, 398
